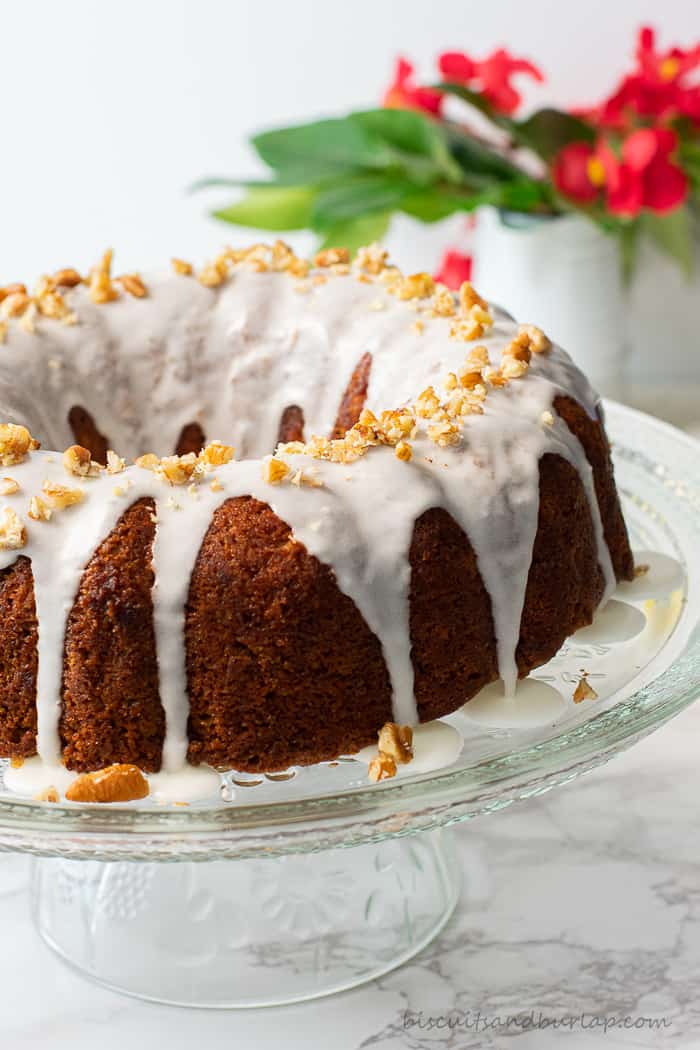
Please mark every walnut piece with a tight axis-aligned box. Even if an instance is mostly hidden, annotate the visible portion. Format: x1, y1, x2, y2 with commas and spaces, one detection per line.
262, 455, 291, 485
573, 675, 598, 703
0, 506, 26, 548
0, 477, 19, 496
117, 273, 148, 298
42, 481, 84, 510
65, 763, 149, 804
368, 752, 397, 782
63, 444, 97, 477
378, 722, 414, 765
0, 424, 39, 466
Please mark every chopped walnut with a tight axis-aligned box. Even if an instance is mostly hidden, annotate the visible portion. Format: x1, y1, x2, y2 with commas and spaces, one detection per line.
28, 496, 52, 522
519, 323, 551, 354
395, 272, 435, 301
429, 284, 457, 317
135, 453, 159, 471
368, 752, 397, 782
53, 268, 83, 288
262, 455, 291, 485
354, 242, 389, 275
88, 248, 119, 304
414, 386, 441, 419
154, 453, 199, 486
117, 273, 148, 298
458, 281, 488, 313
171, 257, 193, 276
210, 477, 223, 493
106, 449, 126, 474
378, 722, 414, 764
428, 418, 461, 447
42, 481, 84, 510
0, 424, 40, 466
394, 440, 413, 462
34, 786, 59, 803
0, 506, 26, 548
634, 563, 650, 578
0, 282, 27, 302
0, 477, 19, 496
198, 256, 229, 287
65, 763, 149, 803
63, 444, 95, 477
500, 356, 529, 380
1, 292, 31, 319
314, 247, 350, 268
573, 675, 598, 703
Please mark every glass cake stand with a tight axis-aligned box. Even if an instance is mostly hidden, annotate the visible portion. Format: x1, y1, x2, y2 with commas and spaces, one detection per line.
0, 400, 698, 1008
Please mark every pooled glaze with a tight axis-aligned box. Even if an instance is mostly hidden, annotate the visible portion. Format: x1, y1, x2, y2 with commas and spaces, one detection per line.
0, 264, 616, 769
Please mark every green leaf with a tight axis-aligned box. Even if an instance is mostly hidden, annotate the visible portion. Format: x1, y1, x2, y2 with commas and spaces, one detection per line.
316, 211, 392, 253
433, 82, 517, 134
212, 185, 318, 231
442, 122, 525, 183
253, 119, 394, 180
515, 108, 595, 159
351, 109, 462, 183
311, 174, 414, 226
400, 188, 473, 222
642, 207, 695, 277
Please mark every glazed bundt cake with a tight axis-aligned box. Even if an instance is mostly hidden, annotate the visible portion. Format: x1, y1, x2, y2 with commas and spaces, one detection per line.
0, 243, 633, 781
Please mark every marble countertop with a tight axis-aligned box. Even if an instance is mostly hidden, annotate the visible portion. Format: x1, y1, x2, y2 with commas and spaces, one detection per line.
1, 696, 699, 1048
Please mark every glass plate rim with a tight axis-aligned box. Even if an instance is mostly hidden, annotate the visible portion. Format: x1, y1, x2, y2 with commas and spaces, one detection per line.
0, 399, 698, 860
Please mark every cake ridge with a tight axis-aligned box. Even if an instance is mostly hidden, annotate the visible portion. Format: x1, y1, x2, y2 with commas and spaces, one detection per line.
0, 245, 632, 776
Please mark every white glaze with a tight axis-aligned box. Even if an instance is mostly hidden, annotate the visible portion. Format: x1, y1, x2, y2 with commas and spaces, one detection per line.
615, 551, 685, 602
0, 263, 617, 771
352, 720, 464, 774
462, 678, 567, 729
573, 599, 646, 644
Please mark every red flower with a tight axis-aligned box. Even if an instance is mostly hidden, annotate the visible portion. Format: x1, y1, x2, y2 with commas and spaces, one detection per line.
434, 249, 472, 290
598, 26, 700, 126
553, 128, 688, 217
383, 58, 443, 115
439, 48, 543, 114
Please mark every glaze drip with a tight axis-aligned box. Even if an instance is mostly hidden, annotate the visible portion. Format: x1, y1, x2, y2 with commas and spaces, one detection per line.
0, 266, 614, 767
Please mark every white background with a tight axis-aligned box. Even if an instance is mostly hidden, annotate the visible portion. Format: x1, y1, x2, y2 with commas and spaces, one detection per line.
0, 0, 696, 280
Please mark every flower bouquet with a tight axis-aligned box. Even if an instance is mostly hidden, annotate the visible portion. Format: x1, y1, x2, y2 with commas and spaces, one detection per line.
202, 26, 700, 284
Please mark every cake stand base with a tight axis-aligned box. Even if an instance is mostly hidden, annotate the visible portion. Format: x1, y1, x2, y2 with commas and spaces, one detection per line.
31, 829, 460, 1008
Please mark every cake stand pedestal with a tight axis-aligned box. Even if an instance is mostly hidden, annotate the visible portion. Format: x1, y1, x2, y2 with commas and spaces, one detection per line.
31, 830, 460, 1008
0, 402, 698, 1008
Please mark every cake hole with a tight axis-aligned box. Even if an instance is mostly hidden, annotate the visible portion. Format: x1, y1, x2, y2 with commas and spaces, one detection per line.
276, 404, 305, 446
331, 352, 372, 439
68, 405, 109, 465
175, 422, 205, 456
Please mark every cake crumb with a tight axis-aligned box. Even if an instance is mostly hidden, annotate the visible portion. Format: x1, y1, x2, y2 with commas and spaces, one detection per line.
634, 563, 650, 578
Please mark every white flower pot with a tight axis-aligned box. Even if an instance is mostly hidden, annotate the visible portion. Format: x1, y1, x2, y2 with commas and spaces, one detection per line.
473, 208, 626, 397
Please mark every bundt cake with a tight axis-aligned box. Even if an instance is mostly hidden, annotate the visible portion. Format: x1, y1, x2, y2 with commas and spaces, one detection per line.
0, 242, 634, 782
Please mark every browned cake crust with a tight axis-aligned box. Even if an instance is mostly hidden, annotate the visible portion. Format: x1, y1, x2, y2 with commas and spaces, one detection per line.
175, 422, 206, 456
276, 404, 305, 446
409, 507, 498, 722
0, 557, 38, 759
68, 405, 109, 465
553, 394, 634, 581
331, 351, 372, 438
185, 495, 393, 770
0, 378, 635, 773
60, 497, 164, 772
